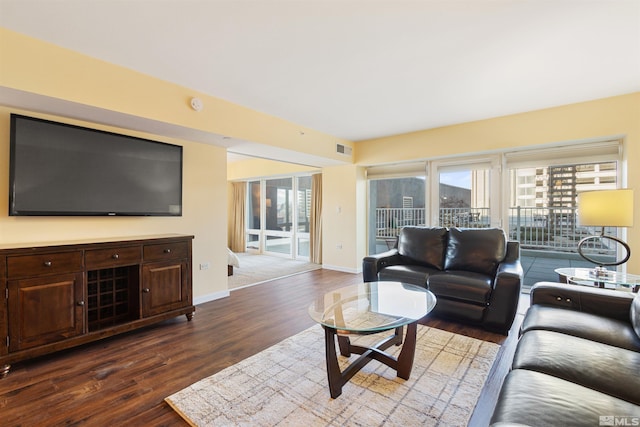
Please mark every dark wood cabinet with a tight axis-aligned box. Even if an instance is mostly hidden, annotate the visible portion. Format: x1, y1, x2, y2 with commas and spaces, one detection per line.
8, 272, 84, 351
0, 234, 194, 377
142, 260, 190, 317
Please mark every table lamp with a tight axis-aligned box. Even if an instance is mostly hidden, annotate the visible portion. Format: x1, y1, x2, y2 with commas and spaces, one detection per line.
577, 189, 634, 277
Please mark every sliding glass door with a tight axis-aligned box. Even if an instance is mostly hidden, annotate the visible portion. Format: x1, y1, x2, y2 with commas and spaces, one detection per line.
368, 177, 426, 255
245, 175, 312, 260
246, 180, 261, 252
296, 176, 312, 260
436, 166, 494, 229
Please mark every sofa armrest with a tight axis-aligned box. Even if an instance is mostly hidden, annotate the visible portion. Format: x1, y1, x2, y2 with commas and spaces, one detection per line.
483, 242, 523, 334
362, 249, 401, 282
530, 281, 634, 322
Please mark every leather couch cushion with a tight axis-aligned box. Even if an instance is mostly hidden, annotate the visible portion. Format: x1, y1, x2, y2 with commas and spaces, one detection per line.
631, 291, 640, 340
427, 271, 492, 304
378, 265, 438, 287
397, 226, 447, 270
490, 369, 640, 426
444, 228, 506, 275
430, 298, 485, 322
521, 304, 640, 352
513, 330, 640, 405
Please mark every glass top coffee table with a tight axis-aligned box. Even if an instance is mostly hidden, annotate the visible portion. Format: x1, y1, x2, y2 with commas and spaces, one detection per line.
308, 281, 436, 398
555, 267, 640, 293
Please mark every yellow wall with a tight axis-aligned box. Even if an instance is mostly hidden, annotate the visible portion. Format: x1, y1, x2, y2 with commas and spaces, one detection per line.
356, 93, 639, 165
0, 28, 353, 163
322, 164, 366, 272
225, 94, 640, 274
3, 27, 638, 278
355, 93, 640, 274
0, 28, 350, 300
227, 157, 320, 181
0, 107, 228, 300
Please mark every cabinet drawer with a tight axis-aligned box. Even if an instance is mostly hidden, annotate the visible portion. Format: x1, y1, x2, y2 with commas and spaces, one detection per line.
85, 246, 142, 269
7, 251, 83, 278
143, 241, 189, 262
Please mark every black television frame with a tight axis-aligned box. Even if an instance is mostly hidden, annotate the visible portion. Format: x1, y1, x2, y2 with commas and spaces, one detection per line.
9, 114, 183, 217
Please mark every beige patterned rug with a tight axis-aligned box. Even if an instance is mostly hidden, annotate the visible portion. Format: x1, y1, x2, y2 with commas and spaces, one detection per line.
165, 325, 500, 426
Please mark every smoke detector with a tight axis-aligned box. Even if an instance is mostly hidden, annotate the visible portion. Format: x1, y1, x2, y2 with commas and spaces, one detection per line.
190, 97, 203, 112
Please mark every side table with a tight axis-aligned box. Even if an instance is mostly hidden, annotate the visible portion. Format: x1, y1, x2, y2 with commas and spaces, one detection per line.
554, 267, 640, 293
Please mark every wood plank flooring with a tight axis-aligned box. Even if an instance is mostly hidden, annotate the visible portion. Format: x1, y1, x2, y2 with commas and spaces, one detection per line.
0, 269, 526, 426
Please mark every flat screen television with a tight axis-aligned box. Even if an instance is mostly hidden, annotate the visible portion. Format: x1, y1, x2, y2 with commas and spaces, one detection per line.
9, 114, 183, 216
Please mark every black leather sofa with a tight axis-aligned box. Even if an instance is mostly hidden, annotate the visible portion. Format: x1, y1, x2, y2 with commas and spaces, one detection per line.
362, 226, 523, 334
490, 282, 640, 426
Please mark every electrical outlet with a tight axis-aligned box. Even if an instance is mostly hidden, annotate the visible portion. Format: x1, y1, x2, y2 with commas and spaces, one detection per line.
199, 262, 210, 270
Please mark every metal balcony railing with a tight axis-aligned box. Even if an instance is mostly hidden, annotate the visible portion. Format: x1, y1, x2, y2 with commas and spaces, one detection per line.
439, 208, 491, 228
376, 208, 426, 238
508, 206, 616, 256
374, 206, 617, 257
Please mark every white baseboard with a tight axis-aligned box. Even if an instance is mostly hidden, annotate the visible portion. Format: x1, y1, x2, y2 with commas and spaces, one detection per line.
321, 264, 361, 274
194, 290, 230, 305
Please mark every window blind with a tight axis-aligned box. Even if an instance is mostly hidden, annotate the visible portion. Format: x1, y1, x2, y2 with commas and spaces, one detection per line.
504, 140, 622, 168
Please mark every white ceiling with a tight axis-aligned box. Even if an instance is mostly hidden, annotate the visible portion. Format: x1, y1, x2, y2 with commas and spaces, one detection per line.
1, 0, 639, 148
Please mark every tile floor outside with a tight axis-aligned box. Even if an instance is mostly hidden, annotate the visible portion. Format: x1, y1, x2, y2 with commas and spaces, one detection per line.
520, 249, 594, 292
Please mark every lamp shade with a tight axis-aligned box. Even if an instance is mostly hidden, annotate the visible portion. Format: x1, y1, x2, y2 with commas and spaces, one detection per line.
578, 189, 634, 227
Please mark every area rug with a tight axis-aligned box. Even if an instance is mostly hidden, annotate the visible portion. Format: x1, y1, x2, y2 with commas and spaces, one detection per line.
165, 325, 500, 426
228, 253, 321, 290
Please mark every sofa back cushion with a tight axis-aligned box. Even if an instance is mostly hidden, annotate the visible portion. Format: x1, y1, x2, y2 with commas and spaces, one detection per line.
397, 226, 448, 270
631, 292, 640, 340
444, 228, 506, 275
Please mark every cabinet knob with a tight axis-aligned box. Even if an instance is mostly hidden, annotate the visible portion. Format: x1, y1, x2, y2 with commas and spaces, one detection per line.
143, 288, 150, 293
77, 301, 85, 306
43, 261, 52, 267
164, 248, 171, 254
112, 254, 119, 259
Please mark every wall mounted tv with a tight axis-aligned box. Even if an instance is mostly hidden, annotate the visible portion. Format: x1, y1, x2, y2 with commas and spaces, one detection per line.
9, 114, 183, 216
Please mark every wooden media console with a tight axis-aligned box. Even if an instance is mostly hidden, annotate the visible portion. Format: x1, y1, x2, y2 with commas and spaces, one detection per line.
0, 234, 195, 377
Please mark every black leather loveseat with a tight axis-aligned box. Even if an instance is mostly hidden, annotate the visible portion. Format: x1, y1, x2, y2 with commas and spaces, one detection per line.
490, 282, 640, 426
363, 226, 523, 334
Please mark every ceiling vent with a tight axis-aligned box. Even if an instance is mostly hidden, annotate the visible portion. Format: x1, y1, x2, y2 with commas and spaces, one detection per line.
336, 143, 352, 156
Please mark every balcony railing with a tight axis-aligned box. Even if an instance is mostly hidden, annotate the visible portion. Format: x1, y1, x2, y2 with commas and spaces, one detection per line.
374, 206, 617, 257
508, 206, 616, 257
376, 208, 426, 238
439, 208, 491, 228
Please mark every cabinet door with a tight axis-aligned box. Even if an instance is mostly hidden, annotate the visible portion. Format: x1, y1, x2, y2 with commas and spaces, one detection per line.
8, 273, 84, 352
0, 280, 6, 357
141, 260, 190, 317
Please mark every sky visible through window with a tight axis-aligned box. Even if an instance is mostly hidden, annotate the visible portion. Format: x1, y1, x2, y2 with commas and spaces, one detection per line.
440, 171, 471, 189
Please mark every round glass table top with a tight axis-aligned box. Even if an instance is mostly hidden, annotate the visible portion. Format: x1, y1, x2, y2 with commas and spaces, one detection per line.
308, 281, 437, 333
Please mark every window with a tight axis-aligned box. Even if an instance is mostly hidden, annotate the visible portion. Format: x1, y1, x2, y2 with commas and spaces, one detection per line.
296, 176, 312, 259
365, 139, 624, 263
432, 158, 499, 229
509, 161, 620, 256
245, 175, 313, 259
367, 175, 426, 255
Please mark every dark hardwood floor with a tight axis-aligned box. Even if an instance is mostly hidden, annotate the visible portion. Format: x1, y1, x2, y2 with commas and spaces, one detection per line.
0, 269, 526, 426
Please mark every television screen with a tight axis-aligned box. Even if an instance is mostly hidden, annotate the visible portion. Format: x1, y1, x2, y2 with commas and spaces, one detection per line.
9, 114, 183, 216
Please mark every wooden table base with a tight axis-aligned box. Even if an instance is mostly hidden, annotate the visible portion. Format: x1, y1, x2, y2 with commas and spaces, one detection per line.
323, 322, 418, 398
